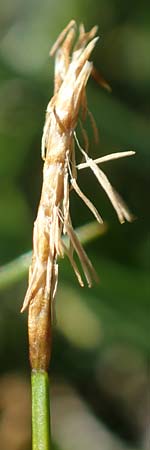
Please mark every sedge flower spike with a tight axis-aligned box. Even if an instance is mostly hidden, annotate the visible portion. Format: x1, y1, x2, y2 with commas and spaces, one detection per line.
21, 20, 135, 370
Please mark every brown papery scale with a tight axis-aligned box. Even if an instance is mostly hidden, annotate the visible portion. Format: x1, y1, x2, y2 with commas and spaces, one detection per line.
21, 20, 135, 370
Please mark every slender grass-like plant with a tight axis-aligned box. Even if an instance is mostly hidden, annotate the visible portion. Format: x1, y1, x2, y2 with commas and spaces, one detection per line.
20, 20, 135, 449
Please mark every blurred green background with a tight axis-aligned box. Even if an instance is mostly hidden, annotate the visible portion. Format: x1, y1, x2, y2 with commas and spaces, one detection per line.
0, 1, 149, 449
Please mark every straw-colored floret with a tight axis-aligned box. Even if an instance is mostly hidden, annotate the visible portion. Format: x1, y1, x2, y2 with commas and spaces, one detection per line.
21, 21, 135, 369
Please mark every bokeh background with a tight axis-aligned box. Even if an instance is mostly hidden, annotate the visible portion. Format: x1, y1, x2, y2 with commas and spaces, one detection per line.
0, 1, 149, 449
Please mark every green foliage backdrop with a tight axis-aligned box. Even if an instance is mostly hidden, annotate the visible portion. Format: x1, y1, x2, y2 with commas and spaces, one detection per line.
0, 1, 149, 449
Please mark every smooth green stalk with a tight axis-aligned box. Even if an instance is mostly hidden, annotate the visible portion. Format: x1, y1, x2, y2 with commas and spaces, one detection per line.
32, 370, 51, 450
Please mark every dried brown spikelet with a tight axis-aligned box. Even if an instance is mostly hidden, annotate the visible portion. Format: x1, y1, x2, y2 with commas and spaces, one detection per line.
22, 21, 135, 369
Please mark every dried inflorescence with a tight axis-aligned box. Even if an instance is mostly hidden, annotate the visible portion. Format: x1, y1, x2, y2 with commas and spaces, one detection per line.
22, 21, 135, 369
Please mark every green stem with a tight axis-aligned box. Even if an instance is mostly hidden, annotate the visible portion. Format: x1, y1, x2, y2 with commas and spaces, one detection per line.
31, 370, 51, 450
